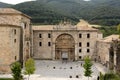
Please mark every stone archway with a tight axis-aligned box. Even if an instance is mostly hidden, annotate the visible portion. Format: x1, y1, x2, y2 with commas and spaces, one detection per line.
55, 34, 75, 61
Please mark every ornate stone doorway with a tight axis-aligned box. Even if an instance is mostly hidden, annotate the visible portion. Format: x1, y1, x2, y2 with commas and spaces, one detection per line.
55, 34, 75, 61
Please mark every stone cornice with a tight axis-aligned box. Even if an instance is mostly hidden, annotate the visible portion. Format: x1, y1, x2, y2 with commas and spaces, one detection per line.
0, 24, 21, 28
0, 13, 31, 19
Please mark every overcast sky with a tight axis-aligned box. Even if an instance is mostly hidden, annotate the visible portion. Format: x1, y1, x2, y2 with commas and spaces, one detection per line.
0, 0, 36, 4
0, 0, 91, 4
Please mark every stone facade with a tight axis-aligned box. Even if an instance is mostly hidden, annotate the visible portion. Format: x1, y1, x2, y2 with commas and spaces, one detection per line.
96, 35, 119, 69
33, 20, 103, 61
1, 8, 119, 74
0, 8, 32, 73
96, 40, 111, 67
109, 39, 120, 73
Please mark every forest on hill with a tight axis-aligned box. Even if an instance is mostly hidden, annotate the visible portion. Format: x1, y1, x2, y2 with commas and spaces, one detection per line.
0, 0, 120, 36
0, 0, 118, 26
0, 2, 12, 8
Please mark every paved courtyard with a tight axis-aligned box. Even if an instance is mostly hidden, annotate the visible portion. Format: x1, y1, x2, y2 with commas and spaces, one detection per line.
0, 60, 108, 80
30, 60, 107, 80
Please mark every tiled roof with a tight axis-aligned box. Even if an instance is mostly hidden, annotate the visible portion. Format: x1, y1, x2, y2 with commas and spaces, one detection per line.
99, 34, 119, 42
0, 8, 30, 18
0, 8, 21, 14
76, 19, 98, 30
76, 19, 89, 27
77, 25, 98, 30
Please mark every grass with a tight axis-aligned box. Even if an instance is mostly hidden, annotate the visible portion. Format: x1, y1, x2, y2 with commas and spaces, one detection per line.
0, 78, 13, 80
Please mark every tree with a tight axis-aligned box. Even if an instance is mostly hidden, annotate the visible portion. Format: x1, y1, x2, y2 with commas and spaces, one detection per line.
11, 62, 23, 80
99, 72, 104, 80
117, 24, 120, 38
83, 56, 93, 80
24, 58, 35, 80
99, 72, 120, 80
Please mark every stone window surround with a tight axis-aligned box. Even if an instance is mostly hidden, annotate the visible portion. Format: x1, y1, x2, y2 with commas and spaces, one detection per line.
24, 23, 27, 29
79, 49, 82, 53
79, 42, 82, 47
14, 39, 16, 43
79, 33, 82, 38
39, 42, 42, 46
14, 29, 16, 35
48, 33, 51, 38
87, 49, 90, 53
39, 34, 42, 38
48, 42, 51, 46
87, 33, 90, 38
87, 42, 90, 47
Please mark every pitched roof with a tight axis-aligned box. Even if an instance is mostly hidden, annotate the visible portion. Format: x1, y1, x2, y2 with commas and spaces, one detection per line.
76, 19, 90, 27
76, 19, 98, 30
0, 8, 21, 14
0, 8, 30, 18
99, 34, 119, 43
77, 25, 98, 30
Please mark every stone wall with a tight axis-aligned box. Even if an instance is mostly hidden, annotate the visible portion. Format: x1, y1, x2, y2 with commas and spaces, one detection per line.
33, 31, 52, 59
96, 41, 110, 67
0, 15, 21, 26
110, 40, 120, 73
0, 8, 31, 73
78, 31, 99, 60
21, 16, 31, 63
0, 26, 21, 73
33, 28, 102, 60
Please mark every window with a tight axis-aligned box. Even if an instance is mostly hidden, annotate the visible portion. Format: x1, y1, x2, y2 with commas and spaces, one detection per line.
87, 42, 90, 47
48, 42, 51, 46
24, 23, 27, 29
87, 49, 90, 53
14, 29, 16, 35
39, 34, 42, 38
79, 42, 82, 47
79, 49, 82, 53
79, 56, 82, 59
15, 56, 17, 60
79, 34, 82, 38
48, 33, 51, 38
14, 39, 16, 43
39, 42, 42, 46
21, 22, 27, 29
87, 33, 90, 38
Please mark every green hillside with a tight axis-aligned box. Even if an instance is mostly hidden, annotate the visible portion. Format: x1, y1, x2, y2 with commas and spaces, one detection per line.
11, 1, 78, 25
1, 0, 120, 26
0, 2, 12, 8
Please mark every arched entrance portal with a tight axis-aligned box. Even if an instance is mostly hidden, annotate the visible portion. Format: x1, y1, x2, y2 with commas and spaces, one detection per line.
55, 34, 75, 61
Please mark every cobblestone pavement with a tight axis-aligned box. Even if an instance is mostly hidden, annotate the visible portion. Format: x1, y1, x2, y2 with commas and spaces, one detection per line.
0, 60, 108, 80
